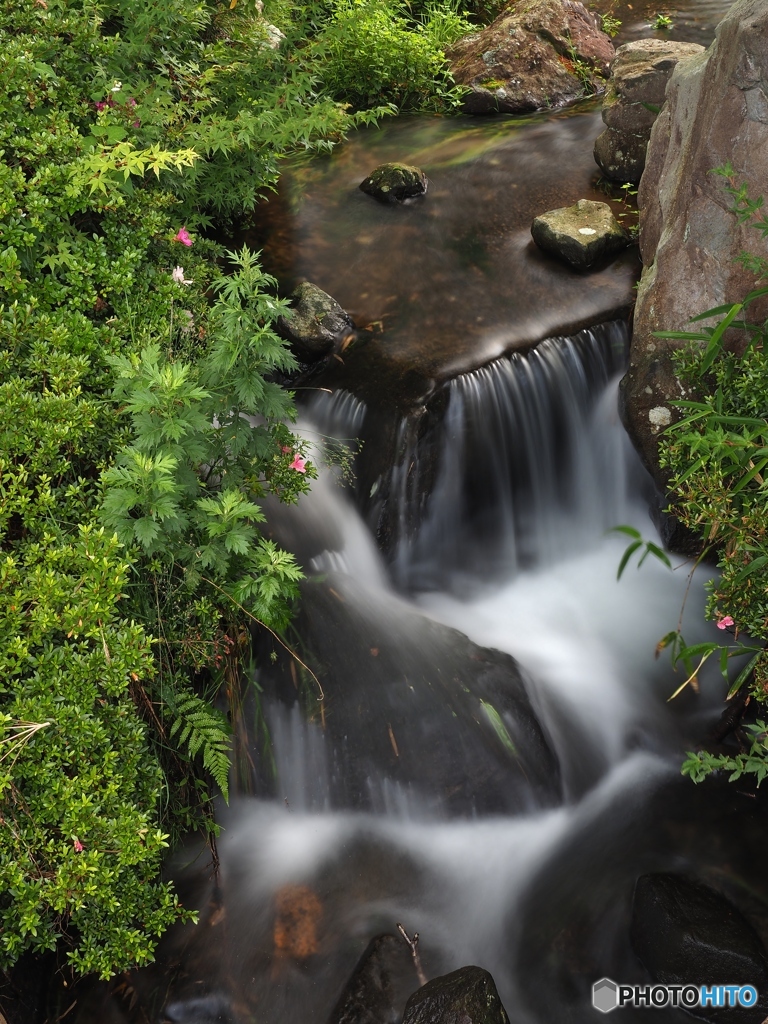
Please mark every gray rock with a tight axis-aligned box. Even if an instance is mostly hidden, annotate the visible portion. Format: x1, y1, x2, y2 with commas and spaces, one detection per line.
631, 874, 768, 1024
446, 0, 614, 115
531, 199, 629, 269
276, 281, 354, 362
402, 966, 510, 1024
163, 993, 233, 1023
594, 39, 705, 183
620, 0, 768, 502
359, 163, 428, 204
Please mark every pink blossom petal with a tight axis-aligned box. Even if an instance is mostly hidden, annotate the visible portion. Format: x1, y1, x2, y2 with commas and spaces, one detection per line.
290, 455, 307, 474
73, 838, 84, 853
173, 227, 193, 247
716, 615, 735, 630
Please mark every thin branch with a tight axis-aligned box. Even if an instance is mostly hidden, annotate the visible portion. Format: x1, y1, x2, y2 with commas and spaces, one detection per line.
199, 575, 324, 701
396, 923, 427, 987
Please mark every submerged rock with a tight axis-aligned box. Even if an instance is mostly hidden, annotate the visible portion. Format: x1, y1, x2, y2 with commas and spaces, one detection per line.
162, 992, 233, 1023
254, 572, 562, 815
621, 0, 768, 514
402, 966, 510, 1024
446, 0, 614, 115
631, 874, 768, 1023
594, 39, 704, 183
531, 199, 629, 269
276, 281, 355, 362
359, 163, 428, 204
326, 933, 419, 1024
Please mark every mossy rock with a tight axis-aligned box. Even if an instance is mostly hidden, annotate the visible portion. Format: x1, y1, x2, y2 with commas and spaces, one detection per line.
359, 163, 428, 204
531, 198, 629, 270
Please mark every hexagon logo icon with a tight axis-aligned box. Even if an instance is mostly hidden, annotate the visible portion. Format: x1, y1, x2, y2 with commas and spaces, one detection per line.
593, 978, 619, 1013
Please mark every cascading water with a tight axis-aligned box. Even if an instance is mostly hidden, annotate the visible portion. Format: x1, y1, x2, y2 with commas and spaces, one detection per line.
127, 7, 768, 1017
147, 326, 759, 1024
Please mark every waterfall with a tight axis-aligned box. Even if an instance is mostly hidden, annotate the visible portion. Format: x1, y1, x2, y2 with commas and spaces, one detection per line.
157, 323, 732, 1024
391, 321, 636, 588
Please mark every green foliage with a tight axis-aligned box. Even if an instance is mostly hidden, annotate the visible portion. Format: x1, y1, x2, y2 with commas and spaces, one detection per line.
654, 170, 768, 782
0, 0, 358, 981
652, 11, 673, 29
314, 0, 467, 111
683, 721, 768, 785
167, 691, 231, 799
599, 11, 621, 37
611, 525, 671, 579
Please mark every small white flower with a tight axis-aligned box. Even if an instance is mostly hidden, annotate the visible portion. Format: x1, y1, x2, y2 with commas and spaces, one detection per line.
172, 266, 193, 286
111, 80, 122, 92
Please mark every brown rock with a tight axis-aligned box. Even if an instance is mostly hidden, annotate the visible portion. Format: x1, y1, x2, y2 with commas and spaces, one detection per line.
273, 884, 322, 958
620, 0, 768, 504
594, 39, 705, 183
446, 0, 614, 115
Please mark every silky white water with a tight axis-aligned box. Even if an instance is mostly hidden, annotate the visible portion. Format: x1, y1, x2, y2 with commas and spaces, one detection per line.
206, 328, 727, 1023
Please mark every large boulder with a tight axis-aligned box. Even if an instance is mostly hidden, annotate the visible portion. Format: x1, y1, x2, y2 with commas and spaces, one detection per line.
631, 874, 768, 1024
276, 281, 355, 362
446, 0, 614, 115
620, 0, 768, 504
402, 966, 510, 1024
531, 198, 629, 269
594, 38, 705, 183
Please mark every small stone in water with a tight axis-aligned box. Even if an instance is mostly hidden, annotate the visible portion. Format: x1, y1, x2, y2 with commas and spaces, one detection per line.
359, 163, 428, 204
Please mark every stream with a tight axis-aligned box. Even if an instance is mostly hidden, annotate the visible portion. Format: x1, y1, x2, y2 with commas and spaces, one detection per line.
82, 1, 768, 1022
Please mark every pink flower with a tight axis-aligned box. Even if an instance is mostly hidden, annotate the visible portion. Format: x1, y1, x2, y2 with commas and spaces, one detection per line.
132, 119, 141, 128
173, 227, 193, 247
95, 101, 107, 111
281, 445, 292, 454
73, 838, 84, 853
290, 454, 307, 473
127, 97, 137, 108
716, 615, 735, 630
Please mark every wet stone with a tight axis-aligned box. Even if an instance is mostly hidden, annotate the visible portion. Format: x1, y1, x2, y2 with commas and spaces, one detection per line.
359, 163, 428, 204
402, 966, 510, 1024
276, 281, 355, 362
326, 933, 418, 1024
631, 874, 768, 1024
531, 199, 629, 270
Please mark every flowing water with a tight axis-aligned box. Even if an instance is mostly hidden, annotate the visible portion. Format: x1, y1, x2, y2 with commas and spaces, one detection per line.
92, 3, 768, 1023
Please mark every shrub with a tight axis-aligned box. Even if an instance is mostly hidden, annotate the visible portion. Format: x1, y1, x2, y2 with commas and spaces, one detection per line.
315, 0, 466, 110
654, 166, 768, 784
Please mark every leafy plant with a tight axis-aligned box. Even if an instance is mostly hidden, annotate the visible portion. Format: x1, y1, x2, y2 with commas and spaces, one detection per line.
314, 0, 466, 111
646, 168, 768, 783
653, 12, 673, 29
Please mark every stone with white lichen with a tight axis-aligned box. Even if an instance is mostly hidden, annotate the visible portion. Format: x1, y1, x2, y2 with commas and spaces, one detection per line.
531, 199, 630, 270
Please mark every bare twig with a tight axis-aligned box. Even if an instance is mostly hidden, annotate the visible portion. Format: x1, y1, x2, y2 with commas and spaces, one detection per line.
396, 923, 427, 987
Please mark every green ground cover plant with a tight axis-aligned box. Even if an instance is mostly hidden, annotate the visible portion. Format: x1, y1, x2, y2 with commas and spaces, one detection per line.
0, 0, 475, 983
